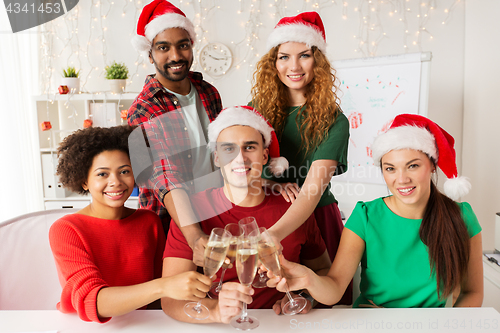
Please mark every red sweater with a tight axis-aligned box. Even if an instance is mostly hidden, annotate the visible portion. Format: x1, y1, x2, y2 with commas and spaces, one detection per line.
49, 209, 165, 323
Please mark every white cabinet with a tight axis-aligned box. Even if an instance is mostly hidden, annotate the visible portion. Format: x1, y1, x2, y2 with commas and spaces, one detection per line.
483, 255, 500, 311
33, 93, 139, 210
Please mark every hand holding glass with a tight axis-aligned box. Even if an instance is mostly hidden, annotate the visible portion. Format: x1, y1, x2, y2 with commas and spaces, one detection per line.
258, 228, 307, 315
184, 228, 230, 320
230, 228, 260, 330
209, 223, 243, 299
238, 217, 268, 288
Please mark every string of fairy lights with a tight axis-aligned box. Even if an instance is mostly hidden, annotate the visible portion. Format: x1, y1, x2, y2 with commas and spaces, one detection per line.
349, 0, 461, 57
37, 0, 461, 148
39, 0, 461, 95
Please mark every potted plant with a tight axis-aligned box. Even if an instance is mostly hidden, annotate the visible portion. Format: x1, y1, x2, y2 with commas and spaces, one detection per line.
105, 61, 129, 93
61, 66, 81, 93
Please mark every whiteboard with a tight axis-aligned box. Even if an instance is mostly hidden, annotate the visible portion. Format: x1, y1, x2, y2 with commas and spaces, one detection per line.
332, 52, 432, 184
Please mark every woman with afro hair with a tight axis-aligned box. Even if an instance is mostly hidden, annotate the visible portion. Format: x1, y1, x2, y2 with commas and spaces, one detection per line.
49, 125, 212, 323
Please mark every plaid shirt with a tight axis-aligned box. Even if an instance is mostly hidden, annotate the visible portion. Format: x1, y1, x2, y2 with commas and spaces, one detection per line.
127, 72, 222, 224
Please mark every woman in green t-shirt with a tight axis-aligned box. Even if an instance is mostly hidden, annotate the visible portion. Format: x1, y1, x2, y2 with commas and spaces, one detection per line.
267, 114, 483, 308
249, 12, 350, 304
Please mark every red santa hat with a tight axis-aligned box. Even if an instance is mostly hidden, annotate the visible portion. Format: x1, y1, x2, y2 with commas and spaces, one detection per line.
266, 12, 327, 53
132, 0, 196, 58
208, 106, 289, 176
371, 113, 471, 201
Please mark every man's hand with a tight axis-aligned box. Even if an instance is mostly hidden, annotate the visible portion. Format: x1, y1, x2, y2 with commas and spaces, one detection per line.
190, 233, 208, 267
218, 282, 254, 324
272, 293, 312, 315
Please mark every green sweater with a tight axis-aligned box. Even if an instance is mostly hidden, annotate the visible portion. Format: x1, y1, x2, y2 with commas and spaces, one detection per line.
261, 106, 350, 207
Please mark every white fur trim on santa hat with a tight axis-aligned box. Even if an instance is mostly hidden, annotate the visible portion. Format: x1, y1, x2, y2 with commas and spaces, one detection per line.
372, 125, 438, 166
444, 176, 471, 201
269, 156, 289, 177
266, 23, 327, 53
208, 107, 272, 149
131, 35, 153, 59
145, 13, 196, 45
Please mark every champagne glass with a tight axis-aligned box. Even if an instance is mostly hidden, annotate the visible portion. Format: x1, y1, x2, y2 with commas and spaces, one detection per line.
258, 227, 307, 315
231, 229, 260, 330
238, 217, 268, 288
208, 223, 243, 299
184, 228, 231, 320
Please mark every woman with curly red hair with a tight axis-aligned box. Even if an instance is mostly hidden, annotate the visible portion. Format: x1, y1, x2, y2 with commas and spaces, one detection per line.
250, 12, 351, 305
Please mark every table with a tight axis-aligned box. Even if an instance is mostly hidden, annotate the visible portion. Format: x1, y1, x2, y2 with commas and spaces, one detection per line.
1, 308, 499, 333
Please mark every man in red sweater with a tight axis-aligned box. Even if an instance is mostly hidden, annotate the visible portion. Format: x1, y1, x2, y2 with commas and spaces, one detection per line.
161, 106, 331, 324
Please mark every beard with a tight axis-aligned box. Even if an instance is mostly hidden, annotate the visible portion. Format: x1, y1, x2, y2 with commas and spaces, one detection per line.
153, 57, 192, 82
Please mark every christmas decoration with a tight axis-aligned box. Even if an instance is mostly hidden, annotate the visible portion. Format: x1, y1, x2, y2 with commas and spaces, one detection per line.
40, 121, 52, 131
83, 119, 93, 128
120, 109, 128, 119
58, 85, 69, 94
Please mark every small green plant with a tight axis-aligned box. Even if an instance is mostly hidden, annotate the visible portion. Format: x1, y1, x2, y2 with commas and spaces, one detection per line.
62, 66, 80, 78
105, 61, 129, 80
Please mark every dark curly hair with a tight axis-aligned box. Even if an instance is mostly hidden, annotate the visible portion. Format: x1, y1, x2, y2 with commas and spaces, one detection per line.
56, 125, 135, 194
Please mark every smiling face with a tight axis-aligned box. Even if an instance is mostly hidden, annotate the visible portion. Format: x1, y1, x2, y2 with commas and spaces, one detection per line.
381, 149, 435, 212
214, 125, 269, 190
82, 150, 135, 215
149, 27, 193, 91
275, 42, 315, 101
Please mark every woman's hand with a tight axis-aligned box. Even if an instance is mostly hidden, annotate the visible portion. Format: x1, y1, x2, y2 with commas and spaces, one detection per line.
277, 182, 301, 203
262, 179, 300, 203
163, 271, 212, 301
272, 293, 313, 315
266, 255, 311, 292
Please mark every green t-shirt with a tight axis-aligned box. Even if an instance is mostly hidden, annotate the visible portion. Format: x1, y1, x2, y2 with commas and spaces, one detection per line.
261, 106, 350, 207
345, 197, 482, 308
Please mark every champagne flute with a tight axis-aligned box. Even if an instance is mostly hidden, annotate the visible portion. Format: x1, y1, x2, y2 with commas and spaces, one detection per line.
258, 227, 307, 315
209, 223, 243, 299
184, 228, 231, 320
238, 217, 268, 288
231, 229, 260, 330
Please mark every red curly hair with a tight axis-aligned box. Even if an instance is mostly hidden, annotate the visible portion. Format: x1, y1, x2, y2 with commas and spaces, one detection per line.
251, 46, 342, 155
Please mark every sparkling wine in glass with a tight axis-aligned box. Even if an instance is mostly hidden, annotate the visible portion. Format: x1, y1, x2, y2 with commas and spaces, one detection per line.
209, 223, 243, 299
184, 228, 230, 320
238, 217, 268, 288
230, 229, 260, 330
258, 228, 307, 315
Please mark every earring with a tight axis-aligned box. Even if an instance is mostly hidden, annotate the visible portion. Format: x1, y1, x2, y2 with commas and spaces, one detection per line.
432, 170, 436, 173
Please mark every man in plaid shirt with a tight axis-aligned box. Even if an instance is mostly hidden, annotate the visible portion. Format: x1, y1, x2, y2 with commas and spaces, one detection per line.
128, 0, 222, 260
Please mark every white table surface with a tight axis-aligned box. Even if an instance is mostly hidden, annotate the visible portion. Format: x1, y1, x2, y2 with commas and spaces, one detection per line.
1, 308, 499, 333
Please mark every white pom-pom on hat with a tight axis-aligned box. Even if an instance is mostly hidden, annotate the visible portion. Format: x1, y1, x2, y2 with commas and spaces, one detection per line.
444, 176, 471, 201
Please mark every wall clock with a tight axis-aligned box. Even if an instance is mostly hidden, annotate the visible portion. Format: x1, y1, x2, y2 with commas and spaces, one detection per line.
199, 42, 232, 76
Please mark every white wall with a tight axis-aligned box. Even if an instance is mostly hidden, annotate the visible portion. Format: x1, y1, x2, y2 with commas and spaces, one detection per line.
8, 1, 496, 250
463, 0, 500, 251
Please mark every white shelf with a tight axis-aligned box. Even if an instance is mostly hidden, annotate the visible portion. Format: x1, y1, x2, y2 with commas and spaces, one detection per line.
34, 92, 140, 101
33, 93, 139, 210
